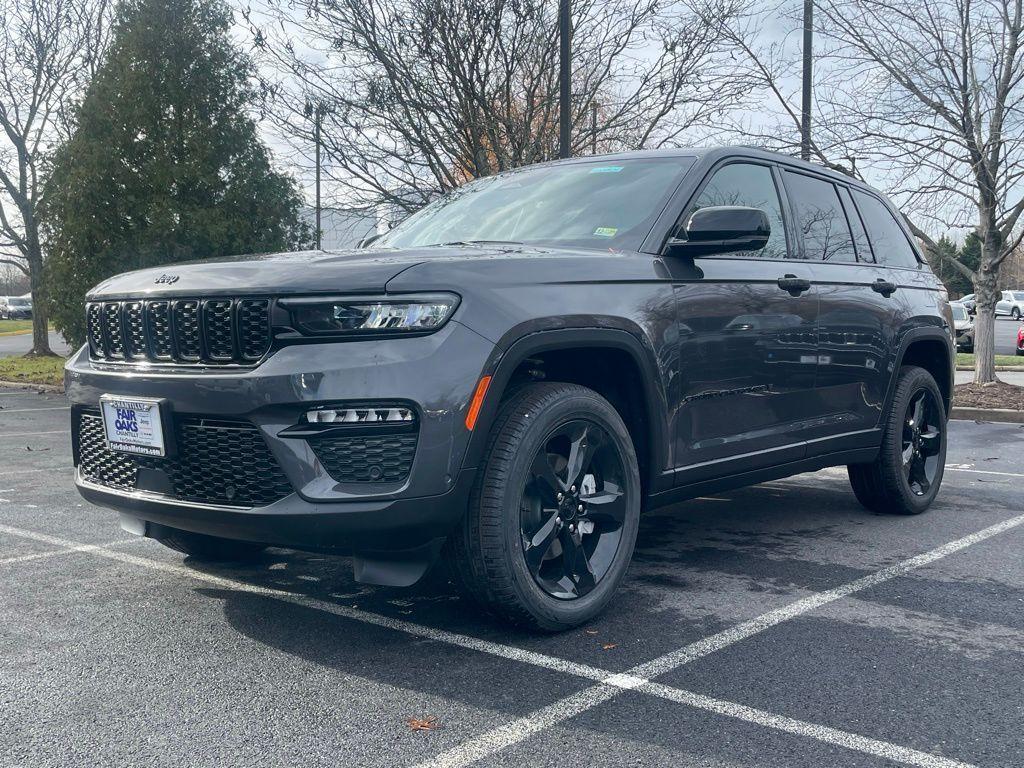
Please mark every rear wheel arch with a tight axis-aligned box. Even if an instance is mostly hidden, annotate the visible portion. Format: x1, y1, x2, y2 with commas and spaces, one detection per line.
894, 331, 953, 414
462, 327, 671, 496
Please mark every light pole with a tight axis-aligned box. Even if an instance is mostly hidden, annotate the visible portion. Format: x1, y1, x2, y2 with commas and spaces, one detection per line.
559, 0, 571, 159
800, 0, 813, 161
314, 104, 322, 250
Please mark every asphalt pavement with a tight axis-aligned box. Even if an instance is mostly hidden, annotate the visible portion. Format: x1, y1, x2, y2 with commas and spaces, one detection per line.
2, 388, 1024, 767
0, 329, 70, 357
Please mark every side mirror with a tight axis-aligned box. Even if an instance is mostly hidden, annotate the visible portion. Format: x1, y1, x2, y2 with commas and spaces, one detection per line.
664, 206, 771, 258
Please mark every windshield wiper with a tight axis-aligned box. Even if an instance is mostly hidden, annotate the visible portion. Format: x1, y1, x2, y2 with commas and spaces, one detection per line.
424, 239, 523, 247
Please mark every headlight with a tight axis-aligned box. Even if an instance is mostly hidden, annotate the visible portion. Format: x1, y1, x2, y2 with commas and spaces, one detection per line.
281, 293, 459, 337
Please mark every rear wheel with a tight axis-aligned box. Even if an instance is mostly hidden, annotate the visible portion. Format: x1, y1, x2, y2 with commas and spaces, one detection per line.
1013, 307, 1021, 320
449, 383, 641, 631
153, 526, 267, 562
848, 366, 946, 515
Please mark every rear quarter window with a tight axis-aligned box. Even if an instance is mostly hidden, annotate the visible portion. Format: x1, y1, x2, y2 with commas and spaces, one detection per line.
851, 190, 920, 269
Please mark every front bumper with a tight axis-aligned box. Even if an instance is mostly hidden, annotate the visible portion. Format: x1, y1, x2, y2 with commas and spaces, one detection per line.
65, 321, 494, 564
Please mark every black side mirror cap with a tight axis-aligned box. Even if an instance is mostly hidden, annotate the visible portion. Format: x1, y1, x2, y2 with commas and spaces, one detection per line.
664, 205, 771, 258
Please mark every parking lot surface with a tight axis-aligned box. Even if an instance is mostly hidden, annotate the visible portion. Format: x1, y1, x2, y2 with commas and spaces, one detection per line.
2, 387, 1023, 767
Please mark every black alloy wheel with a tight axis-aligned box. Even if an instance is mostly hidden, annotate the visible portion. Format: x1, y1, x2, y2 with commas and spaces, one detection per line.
449, 382, 641, 630
847, 365, 946, 515
520, 420, 627, 599
901, 388, 943, 496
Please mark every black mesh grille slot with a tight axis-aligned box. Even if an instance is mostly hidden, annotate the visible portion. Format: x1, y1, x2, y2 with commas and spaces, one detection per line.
309, 431, 418, 483
173, 300, 201, 360
124, 302, 146, 358
103, 302, 125, 359
77, 411, 293, 507
86, 296, 271, 366
147, 301, 173, 359
86, 303, 105, 357
237, 299, 271, 360
204, 300, 234, 360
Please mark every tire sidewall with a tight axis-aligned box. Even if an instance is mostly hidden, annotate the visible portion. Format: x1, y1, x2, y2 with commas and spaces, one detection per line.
495, 390, 641, 628
887, 368, 947, 513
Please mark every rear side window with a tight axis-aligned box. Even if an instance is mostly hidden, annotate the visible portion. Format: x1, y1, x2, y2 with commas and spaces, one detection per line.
851, 190, 919, 269
783, 171, 857, 262
687, 162, 789, 259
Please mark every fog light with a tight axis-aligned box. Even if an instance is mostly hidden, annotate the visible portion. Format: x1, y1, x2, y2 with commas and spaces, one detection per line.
307, 406, 415, 424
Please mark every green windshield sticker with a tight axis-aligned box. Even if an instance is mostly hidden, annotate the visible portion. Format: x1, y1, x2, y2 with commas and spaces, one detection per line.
593, 227, 618, 237
589, 166, 623, 173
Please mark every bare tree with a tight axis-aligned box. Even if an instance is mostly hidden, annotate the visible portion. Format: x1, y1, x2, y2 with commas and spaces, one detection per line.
0, 0, 109, 355
726, 0, 1024, 384
246, 0, 750, 216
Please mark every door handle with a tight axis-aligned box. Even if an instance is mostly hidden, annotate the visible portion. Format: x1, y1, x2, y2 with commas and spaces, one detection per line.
777, 274, 812, 296
871, 278, 897, 297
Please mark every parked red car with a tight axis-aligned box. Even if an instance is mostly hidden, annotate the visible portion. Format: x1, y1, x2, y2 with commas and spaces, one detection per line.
1017, 324, 1024, 356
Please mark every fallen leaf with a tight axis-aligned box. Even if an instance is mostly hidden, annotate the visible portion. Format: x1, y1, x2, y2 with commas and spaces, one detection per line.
407, 716, 440, 731
602, 643, 617, 650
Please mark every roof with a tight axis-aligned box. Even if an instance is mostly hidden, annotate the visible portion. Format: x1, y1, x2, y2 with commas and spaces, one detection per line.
547, 146, 873, 193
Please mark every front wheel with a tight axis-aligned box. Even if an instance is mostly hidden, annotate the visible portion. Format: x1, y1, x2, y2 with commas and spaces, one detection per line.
449, 383, 641, 631
1013, 307, 1021, 320
848, 366, 946, 515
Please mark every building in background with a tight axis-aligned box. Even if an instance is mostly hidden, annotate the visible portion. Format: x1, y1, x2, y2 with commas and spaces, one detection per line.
299, 206, 379, 250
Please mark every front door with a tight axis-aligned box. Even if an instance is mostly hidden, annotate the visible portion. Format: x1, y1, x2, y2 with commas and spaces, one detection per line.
669, 161, 819, 483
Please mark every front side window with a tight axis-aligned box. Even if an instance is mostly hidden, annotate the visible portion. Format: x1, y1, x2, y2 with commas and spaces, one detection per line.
377, 157, 694, 252
784, 171, 857, 262
1013, 292, 1024, 302
851, 190, 920, 269
686, 162, 788, 259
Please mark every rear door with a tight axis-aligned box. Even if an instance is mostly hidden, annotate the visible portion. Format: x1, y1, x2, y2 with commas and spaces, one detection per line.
791, 177, 913, 450
668, 160, 819, 481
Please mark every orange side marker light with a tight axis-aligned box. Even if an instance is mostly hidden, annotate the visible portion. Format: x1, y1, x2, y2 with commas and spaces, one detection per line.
465, 375, 492, 431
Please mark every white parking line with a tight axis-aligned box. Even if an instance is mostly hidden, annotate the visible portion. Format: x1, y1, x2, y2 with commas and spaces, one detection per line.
639, 683, 974, 768
2, 517, 1016, 768
946, 467, 1024, 479
0, 538, 141, 566
0, 429, 68, 438
419, 512, 1024, 768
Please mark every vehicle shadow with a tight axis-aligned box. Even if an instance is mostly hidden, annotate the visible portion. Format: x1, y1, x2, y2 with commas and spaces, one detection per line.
177, 477, 914, 676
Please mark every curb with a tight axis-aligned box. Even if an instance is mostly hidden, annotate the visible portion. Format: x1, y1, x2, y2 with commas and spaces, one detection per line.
0, 379, 64, 394
950, 406, 1024, 424
955, 366, 1024, 372
0, 330, 32, 337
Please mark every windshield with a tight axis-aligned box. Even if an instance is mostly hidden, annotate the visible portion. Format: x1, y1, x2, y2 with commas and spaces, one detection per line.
951, 304, 967, 321
376, 157, 694, 252
9, 298, 29, 307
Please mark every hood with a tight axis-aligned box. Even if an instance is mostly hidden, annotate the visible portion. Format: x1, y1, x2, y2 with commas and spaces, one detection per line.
86, 248, 433, 299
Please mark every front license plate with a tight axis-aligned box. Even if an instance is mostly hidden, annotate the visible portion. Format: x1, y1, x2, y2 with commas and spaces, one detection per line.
100, 396, 166, 457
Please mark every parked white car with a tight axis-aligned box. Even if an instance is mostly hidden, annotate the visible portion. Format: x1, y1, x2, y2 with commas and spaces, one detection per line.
995, 290, 1024, 320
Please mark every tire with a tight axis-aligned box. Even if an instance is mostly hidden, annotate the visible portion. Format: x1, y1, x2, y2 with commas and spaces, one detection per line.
1013, 307, 1021, 320
153, 526, 267, 562
449, 382, 641, 631
848, 365, 946, 515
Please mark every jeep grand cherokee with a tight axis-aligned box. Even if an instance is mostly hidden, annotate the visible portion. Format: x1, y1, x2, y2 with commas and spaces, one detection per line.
67, 147, 954, 630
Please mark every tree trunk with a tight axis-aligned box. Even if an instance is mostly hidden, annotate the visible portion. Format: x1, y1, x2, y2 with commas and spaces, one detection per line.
973, 267, 999, 384
24, 240, 54, 357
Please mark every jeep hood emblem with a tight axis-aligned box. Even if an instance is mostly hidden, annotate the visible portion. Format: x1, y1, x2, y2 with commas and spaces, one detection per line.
154, 273, 180, 285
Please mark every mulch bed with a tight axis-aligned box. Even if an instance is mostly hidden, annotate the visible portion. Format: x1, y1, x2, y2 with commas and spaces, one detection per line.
954, 381, 1024, 410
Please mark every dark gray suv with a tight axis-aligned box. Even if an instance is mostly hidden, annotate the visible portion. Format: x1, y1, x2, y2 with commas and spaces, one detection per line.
67, 147, 953, 630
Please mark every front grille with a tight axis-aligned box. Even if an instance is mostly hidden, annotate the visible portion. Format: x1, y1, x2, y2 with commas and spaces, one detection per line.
77, 411, 293, 507
309, 432, 418, 483
86, 297, 271, 365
